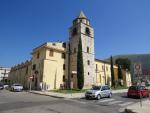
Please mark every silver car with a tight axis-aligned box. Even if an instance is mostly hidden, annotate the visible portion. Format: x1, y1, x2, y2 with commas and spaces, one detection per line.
11, 83, 23, 92
85, 85, 112, 100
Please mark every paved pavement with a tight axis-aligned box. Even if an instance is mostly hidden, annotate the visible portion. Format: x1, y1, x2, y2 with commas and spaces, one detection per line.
29, 89, 128, 99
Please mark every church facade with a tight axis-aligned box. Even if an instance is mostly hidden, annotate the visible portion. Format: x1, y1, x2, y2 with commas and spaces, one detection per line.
9, 12, 127, 90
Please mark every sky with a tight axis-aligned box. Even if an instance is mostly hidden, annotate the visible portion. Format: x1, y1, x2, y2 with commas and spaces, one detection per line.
0, 0, 150, 67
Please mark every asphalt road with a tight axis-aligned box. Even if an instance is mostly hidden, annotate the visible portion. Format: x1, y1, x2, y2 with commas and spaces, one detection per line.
0, 90, 146, 113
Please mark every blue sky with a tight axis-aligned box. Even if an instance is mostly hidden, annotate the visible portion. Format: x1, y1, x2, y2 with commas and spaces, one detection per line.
0, 0, 150, 67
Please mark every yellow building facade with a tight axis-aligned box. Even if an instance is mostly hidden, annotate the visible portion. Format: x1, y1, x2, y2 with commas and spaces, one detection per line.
8, 45, 131, 90
95, 59, 118, 86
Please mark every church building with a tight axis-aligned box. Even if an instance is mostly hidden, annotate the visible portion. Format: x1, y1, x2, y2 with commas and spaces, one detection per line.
9, 11, 130, 90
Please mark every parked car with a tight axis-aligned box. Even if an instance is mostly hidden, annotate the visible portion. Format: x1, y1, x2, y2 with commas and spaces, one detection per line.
127, 85, 149, 98
0, 84, 4, 90
145, 83, 150, 92
85, 85, 112, 100
3, 84, 9, 89
11, 83, 23, 92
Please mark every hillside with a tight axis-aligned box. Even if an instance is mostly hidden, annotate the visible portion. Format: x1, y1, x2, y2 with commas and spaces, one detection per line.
105, 54, 150, 80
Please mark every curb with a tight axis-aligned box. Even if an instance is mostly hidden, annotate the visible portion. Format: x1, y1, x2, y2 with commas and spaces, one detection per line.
28, 89, 128, 99
29, 91, 64, 99
29, 91, 85, 99
125, 108, 136, 113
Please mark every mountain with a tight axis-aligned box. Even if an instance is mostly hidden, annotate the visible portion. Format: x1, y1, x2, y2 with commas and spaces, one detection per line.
105, 54, 150, 81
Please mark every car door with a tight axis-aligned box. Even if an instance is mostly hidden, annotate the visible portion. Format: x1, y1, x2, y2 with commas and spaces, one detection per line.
101, 86, 106, 97
105, 86, 110, 97
141, 86, 148, 97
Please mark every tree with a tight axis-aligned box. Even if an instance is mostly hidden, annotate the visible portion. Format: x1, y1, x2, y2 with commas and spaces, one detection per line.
115, 58, 131, 85
77, 37, 84, 89
118, 65, 122, 80
115, 58, 131, 71
110, 56, 115, 87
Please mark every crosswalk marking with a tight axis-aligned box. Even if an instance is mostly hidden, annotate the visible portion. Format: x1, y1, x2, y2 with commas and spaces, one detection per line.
108, 101, 122, 105
65, 99, 87, 104
118, 102, 134, 107
65, 98, 135, 107
98, 98, 115, 103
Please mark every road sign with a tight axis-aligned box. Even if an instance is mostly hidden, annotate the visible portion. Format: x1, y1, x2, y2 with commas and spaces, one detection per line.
134, 63, 142, 75
28, 75, 33, 81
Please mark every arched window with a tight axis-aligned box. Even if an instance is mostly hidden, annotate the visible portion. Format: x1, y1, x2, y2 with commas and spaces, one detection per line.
87, 47, 89, 53
72, 27, 77, 36
85, 27, 90, 36
87, 60, 90, 65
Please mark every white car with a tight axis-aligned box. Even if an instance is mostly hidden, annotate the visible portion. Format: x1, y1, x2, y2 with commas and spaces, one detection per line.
85, 85, 112, 100
0, 84, 4, 90
3, 84, 9, 89
11, 84, 23, 92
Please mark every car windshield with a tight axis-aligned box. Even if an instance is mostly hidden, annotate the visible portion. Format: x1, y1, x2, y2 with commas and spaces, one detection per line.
13, 84, 21, 86
129, 86, 145, 90
91, 86, 101, 90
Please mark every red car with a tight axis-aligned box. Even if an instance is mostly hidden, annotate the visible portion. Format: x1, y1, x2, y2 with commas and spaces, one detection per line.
127, 85, 149, 98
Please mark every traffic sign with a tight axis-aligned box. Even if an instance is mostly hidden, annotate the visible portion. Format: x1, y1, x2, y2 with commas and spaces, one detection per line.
134, 63, 142, 75
28, 75, 33, 81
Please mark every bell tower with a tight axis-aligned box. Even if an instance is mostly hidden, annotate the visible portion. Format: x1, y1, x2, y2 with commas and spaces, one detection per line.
69, 11, 95, 89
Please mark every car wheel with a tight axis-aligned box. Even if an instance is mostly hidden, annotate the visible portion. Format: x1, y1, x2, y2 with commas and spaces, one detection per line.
108, 93, 112, 98
97, 94, 101, 100
127, 94, 131, 98
147, 94, 149, 98
85, 96, 89, 100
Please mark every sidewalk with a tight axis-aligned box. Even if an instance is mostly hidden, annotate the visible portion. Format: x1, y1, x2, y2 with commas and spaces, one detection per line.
125, 99, 150, 113
29, 89, 128, 99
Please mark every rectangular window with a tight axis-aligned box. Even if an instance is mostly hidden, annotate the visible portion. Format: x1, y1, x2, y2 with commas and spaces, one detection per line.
62, 53, 66, 59
63, 64, 65, 70
74, 48, 76, 53
32, 64, 36, 70
37, 52, 40, 59
87, 60, 90, 65
49, 50, 54, 57
96, 64, 98, 69
63, 75, 65, 82
87, 47, 89, 53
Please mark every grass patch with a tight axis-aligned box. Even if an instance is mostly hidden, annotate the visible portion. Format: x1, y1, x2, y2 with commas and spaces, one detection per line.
50, 89, 89, 94
111, 85, 128, 90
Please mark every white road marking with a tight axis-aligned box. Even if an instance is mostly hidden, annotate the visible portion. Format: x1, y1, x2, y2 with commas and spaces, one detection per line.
64, 99, 87, 104
108, 101, 122, 105
98, 98, 115, 103
118, 102, 134, 107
